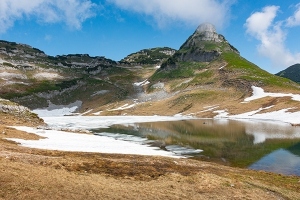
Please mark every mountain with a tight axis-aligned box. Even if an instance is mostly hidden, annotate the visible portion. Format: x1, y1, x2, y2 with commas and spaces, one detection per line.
151, 23, 298, 92
0, 24, 300, 118
145, 23, 300, 117
0, 40, 136, 110
169, 23, 239, 64
276, 64, 300, 83
120, 47, 176, 65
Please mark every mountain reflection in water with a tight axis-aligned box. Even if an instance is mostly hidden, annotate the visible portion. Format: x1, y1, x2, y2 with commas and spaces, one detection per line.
92, 119, 300, 176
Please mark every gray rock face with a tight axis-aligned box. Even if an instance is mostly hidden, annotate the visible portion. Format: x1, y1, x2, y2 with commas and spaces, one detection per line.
177, 50, 220, 62
195, 23, 222, 43
196, 23, 216, 33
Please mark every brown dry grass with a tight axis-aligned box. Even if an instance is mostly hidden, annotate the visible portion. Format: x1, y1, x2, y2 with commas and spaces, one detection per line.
95, 84, 300, 122
0, 113, 300, 200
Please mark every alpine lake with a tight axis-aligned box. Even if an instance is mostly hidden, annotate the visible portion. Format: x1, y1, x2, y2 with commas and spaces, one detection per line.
91, 119, 300, 176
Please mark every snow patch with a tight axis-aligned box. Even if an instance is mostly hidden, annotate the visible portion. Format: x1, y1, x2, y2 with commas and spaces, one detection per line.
219, 64, 227, 70
92, 111, 103, 115
200, 105, 219, 113
213, 110, 229, 118
6, 115, 195, 157
33, 101, 82, 117
91, 90, 109, 97
244, 86, 300, 102
133, 80, 150, 86
108, 103, 136, 111
214, 107, 300, 126
7, 126, 180, 157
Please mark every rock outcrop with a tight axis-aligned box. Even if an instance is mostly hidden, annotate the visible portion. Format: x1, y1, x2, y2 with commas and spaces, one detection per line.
120, 47, 176, 65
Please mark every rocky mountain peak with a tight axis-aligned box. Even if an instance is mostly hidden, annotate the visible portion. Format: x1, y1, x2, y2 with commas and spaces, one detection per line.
181, 23, 227, 49
160, 23, 239, 68
194, 23, 223, 43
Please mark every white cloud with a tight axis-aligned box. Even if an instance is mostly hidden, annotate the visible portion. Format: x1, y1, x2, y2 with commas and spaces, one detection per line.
245, 6, 279, 36
286, 3, 300, 27
108, 0, 235, 29
0, 0, 97, 33
245, 6, 300, 69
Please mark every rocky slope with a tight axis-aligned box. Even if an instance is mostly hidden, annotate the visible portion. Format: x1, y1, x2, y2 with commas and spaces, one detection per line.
0, 97, 43, 126
276, 63, 300, 83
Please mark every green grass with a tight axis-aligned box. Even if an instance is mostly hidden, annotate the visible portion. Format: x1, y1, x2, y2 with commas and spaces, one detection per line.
2, 62, 15, 68
202, 42, 219, 51
222, 52, 299, 89
55, 79, 79, 90
190, 70, 215, 85
151, 62, 207, 81
1, 80, 59, 99
171, 91, 218, 105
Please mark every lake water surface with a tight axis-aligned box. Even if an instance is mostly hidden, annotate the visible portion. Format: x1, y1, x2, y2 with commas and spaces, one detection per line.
92, 119, 300, 176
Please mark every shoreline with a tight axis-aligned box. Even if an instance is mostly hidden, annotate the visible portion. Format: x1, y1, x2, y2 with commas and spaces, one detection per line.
6, 115, 300, 176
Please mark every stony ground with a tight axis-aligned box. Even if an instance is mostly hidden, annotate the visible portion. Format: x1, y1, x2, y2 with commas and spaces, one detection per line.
0, 113, 300, 200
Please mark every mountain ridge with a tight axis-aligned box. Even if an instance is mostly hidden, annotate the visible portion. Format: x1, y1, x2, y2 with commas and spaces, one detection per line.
0, 23, 299, 118
276, 63, 300, 83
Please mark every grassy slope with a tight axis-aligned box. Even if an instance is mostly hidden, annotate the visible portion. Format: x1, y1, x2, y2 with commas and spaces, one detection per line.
276, 64, 300, 83
222, 52, 300, 92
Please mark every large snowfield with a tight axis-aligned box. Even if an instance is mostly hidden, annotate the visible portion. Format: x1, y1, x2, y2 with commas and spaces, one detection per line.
8, 115, 195, 158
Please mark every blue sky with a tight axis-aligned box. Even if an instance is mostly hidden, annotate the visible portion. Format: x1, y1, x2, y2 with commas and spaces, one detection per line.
0, 0, 300, 73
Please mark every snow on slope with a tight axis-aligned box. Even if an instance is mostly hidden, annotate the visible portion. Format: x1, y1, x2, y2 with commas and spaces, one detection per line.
133, 79, 150, 86
244, 86, 300, 102
214, 86, 300, 125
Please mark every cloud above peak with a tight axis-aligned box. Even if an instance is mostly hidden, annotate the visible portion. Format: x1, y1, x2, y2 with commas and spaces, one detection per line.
108, 0, 235, 29
245, 5, 300, 70
0, 0, 97, 33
